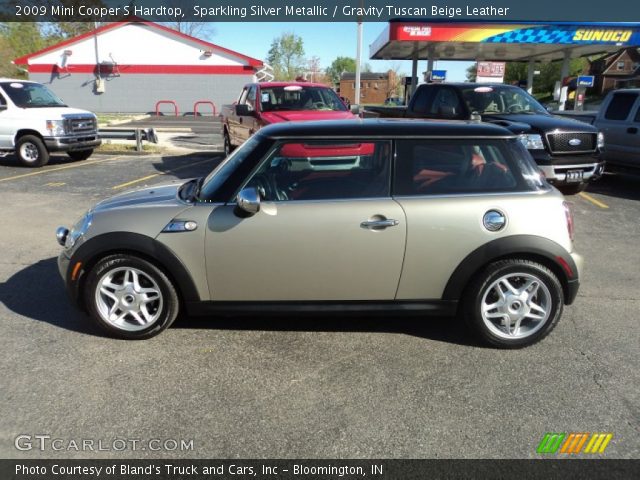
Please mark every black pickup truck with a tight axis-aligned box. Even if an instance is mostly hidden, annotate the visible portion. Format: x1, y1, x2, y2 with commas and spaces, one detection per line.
365, 83, 605, 194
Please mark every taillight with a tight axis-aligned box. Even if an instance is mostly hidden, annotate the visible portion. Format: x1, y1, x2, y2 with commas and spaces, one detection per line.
563, 201, 575, 242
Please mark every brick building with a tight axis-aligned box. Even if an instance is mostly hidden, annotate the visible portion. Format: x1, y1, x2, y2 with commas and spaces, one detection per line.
589, 48, 640, 93
339, 70, 398, 105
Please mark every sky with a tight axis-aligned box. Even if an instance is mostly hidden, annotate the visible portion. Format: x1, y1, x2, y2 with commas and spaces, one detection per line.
208, 22, 473, 81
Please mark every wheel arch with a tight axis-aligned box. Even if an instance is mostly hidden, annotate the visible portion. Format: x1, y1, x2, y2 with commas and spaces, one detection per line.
67, 232, 201, 311
443, 235, 578, 305
15, 129, 45, 144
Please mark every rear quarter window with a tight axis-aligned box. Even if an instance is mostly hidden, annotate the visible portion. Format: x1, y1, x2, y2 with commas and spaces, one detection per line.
393, 138, 546, 196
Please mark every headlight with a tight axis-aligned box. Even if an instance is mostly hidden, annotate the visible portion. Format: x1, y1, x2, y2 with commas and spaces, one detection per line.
518, 133, 545, 150
65, 211, 93, 249
597, 132, 605, 150
46, 120, 66, 136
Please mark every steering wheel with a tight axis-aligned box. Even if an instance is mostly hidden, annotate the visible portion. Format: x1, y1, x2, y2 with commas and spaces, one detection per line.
508, 104, 524, 113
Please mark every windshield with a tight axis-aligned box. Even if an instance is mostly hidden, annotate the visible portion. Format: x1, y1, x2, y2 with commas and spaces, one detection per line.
461, 85, 547, 115
199, 136, 263, 201
0, 81, 66, 108
259, 86, 347, 112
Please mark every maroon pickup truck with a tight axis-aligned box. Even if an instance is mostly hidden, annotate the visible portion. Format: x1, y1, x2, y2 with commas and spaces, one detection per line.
221, 82, 356, 155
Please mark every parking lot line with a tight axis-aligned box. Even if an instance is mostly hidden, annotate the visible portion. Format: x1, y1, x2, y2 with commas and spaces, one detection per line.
0, 156, 126, 183
579, 192, 609, 209
111, 157, 214, 190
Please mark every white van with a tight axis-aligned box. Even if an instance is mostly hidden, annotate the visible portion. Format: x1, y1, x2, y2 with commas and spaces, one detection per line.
0, 79, 100, 167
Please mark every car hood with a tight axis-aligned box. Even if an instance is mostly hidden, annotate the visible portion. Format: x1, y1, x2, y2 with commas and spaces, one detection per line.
261, 110, 356, 123
8, 106, 95, 121
481, 113, 598, 134
93, 182, 185, 212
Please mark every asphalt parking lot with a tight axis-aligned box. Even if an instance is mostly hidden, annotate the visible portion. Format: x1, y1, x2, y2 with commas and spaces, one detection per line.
0, 151, 638, 459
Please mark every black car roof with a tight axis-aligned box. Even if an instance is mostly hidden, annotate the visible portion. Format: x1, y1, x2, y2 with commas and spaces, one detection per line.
259, 118, 515, 138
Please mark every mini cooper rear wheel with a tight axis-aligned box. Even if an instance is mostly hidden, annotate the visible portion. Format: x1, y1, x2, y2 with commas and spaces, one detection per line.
85, 254, 179, 339
464, 259, 563, 348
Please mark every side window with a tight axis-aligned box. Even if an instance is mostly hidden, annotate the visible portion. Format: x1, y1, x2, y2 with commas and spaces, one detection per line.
410, 87, 432, 114
604, 93, 638, 121
0, 93, 6, 107
238, 88, 248, 105
634, 104, 640, 123
393, 140, 519, 195
245, 86, 257, 110
428, 88, 463, 118
242, 141, 391, 201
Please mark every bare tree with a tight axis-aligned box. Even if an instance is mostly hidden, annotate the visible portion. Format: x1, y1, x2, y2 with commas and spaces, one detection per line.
163, 22, 215, 39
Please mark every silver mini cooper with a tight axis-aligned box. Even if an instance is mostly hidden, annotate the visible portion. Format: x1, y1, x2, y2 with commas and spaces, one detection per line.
57, 120, 582, 348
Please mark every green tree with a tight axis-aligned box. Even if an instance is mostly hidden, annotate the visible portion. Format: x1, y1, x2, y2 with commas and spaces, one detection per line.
0, 23, 46, 78
505, 58, 587, 94
267, 32, 305, 81
325, 56, 356, 85
466, 63, 477, 81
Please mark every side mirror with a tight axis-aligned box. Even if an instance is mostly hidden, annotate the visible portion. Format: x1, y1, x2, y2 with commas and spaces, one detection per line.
0, 104, 7, 111
350, 104, 361, 115
236, 187, 260, 215
235, 104, 254, 116
544, 104, 554, 113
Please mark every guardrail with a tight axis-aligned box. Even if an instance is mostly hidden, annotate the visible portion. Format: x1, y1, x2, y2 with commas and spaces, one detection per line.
99, 128, 159, 152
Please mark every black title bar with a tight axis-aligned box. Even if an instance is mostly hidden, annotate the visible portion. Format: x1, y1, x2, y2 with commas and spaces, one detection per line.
1, 0, 640, 22
2, 459, 639, 480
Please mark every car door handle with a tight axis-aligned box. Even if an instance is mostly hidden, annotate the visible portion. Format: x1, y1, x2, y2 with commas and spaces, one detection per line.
360, 219, 399, 229
627, 127, 638, 134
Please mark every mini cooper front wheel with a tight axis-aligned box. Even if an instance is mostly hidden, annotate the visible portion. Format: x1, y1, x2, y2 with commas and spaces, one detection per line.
85, 254, 179, 339
464, 259, 564, 348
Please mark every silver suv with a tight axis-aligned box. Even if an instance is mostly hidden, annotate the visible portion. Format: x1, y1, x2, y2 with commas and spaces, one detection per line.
56, 120, 582, 348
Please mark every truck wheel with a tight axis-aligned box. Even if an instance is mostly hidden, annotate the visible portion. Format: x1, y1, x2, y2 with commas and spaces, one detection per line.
559, 183, 587, 195
67, 149, 94, 161
16, 135, 49, 167
223, 130, 234, 156
463, 259, 563, 349
84, 254, 180, 340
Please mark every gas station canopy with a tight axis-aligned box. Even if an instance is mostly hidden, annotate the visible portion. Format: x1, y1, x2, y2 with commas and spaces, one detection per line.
371, 20, 640, 62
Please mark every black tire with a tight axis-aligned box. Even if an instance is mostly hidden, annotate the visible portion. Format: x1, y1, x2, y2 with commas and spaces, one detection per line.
67, 149, 94, 161
84, 254, 180, 340
462, 259, 564, 349
223, 130, 234, 157
559, 183, 587, 195
16, 134, 49, 167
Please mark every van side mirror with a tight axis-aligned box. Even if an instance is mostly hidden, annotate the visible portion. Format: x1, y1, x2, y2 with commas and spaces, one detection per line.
236, 187, 260, 215
350, 105, 361, 115
0, 104, 7, 111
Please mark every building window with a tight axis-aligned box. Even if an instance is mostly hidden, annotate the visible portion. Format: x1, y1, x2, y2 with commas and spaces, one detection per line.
617, 61, 626, 71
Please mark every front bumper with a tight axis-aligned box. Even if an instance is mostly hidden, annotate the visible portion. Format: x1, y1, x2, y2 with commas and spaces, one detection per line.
538, 162, 605, 186
44, 135, 101, 152
530, 151, 604, 186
